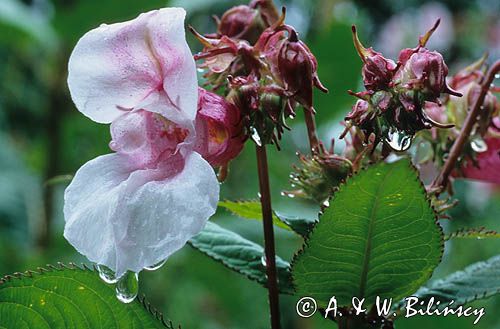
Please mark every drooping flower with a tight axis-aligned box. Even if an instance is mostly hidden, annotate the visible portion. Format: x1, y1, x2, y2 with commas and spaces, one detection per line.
65, 8, 231, 278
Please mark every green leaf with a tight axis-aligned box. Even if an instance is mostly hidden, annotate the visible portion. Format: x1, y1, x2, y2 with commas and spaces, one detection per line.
218, 200, 315, 236
0, 264, 173, 329
445, 227, 500, 241
189, 221, 294, 294
403, 255, 500, 308
292, 159, 443, 307
218, 200, 289, 230
274, 212, 316, 237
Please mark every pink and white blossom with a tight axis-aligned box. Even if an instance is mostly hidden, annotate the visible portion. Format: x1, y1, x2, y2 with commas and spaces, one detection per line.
65, 8, 225, 277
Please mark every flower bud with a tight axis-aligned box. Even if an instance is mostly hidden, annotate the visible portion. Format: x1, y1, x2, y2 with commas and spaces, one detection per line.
218, 5, 267, 43
286, 150, 352, 204
351, 26, 396, 90
395, 48, 453, 98
346, 99, 372, 126
194, 88, 245, 167
273, 27, 328, 110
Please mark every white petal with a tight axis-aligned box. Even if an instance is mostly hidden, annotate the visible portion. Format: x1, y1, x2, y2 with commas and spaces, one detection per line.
64, 152, 219, 277
67, 8, 197, 124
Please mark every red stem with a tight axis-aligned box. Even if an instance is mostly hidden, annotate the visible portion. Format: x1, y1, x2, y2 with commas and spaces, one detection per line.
304, 109, 320, 153
255, 144, 281, 329
432, 60, 500, 193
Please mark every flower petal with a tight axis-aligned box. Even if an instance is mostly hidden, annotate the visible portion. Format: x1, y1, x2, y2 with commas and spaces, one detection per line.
462, 137, 500, 184
64, 152, 219, 277
67, 8, 197, 124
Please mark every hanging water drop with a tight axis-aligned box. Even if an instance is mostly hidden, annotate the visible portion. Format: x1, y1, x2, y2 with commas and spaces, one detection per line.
115, 271, 139, 303
495, 74, 500, 79
471, 136, 488, 153
97, 264, 118, 284
281, 191, 295, 198
250, 127, 262, 146
384, 128, 413, 152
144, 259, 167, 271
261, 255, 267, 268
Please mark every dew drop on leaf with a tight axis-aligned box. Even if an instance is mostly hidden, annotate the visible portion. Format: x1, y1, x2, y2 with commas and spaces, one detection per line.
144, 259, 167, 271
97, 264, 118, 284
384, 128, 413, 152
115, 271, 139, 304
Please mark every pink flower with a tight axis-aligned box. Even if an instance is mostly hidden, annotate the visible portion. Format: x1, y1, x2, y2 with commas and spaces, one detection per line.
64, 8, 220, 277
462, 137, 500, 184
194, 87, 245, 167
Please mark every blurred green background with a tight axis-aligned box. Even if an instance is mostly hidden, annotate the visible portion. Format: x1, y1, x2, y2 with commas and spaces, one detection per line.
1, 0, 499, 328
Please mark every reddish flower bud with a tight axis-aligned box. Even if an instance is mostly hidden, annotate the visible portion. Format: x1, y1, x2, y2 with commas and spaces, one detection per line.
218, 5, 267, 43
269, 27, 328, 110
394, 20, 460, 99
194, 88, 245, 167
395, 48, 456, 97
351, 26, 396, 90
346, 99, 371, 125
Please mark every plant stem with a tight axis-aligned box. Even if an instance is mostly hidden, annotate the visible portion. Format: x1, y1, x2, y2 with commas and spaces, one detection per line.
255, 144, 281, 329
431, 60, 500, 194
303, 109, 320, 153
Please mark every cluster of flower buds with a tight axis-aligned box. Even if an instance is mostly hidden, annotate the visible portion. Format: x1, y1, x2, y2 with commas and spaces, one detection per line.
344, 20, 460, 152
284, 141, 353, 204
415, 56, 500, 184
191, 3, 327, 148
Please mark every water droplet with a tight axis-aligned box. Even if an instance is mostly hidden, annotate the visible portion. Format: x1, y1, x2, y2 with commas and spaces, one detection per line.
471, 136, 488, 153
97, 265, 118, 284
384, 128, 413, 152
115, 271, 139, 304
322, 199, 330, 207
261, 255, 267, 267
495, 74, 500, 79
144, 260, 167, 271
250, 127, 262, 146
281, 191, 295, 198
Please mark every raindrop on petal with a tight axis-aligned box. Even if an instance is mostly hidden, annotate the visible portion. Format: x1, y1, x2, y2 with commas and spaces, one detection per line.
384, 128, 413, 152
471, 136, 488, 153
97, 264, 118, 284
115, 271, 139, 304
144, 260, 167, 271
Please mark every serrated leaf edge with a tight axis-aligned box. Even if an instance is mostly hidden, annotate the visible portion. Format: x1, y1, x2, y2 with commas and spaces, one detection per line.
0, 262, 177, 329
290, 159, 445, 304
